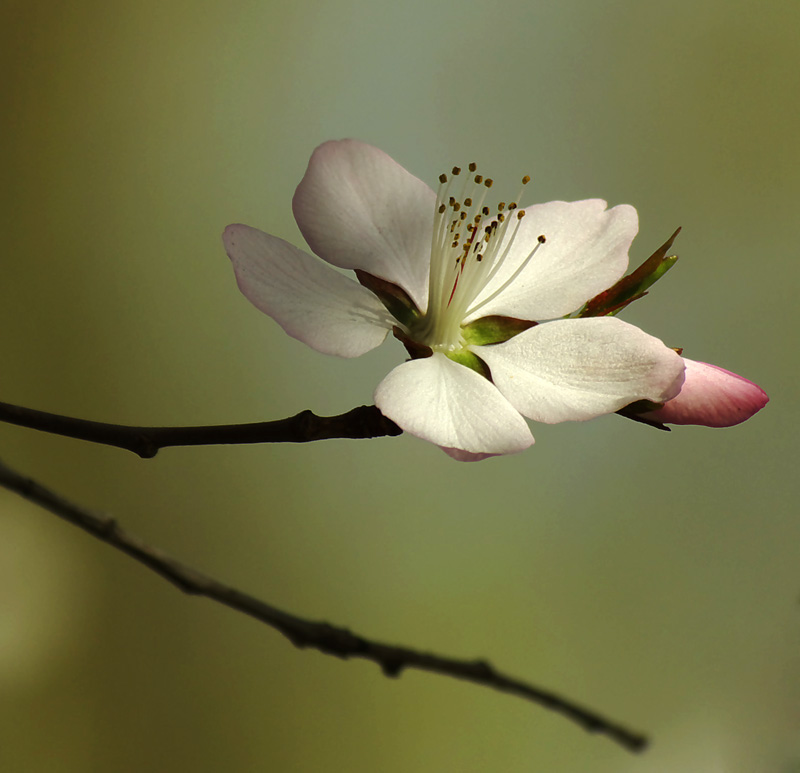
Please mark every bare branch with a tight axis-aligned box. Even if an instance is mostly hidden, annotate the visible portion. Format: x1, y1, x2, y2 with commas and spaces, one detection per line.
0, 401, 401, 458
0, 456, 648, 753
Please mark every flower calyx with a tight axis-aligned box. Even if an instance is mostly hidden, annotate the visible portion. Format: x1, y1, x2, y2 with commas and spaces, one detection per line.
355, 269, 421, 328
580, 227, 681, 317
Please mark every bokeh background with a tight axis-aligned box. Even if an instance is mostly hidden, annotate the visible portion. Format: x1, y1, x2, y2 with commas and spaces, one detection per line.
1, 0, 798, 770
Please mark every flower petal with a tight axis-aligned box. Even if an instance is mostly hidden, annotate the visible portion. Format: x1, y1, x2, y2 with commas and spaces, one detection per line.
223, 224, 393, 358
640, 358, 769, 427
473, 317, 685, 423
466, 200, 637, 322
292, 139, 436, 310
374, 353, 534, 456
439, 447, 501, 462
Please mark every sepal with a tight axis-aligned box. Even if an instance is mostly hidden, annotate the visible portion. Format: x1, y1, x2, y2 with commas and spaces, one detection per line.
392, 326, 433, 360
356, 269, 421, 327
616, 399, 671, 431
580, 228, 681, 317
444, 348, 491, 380
461, 315, 538, 346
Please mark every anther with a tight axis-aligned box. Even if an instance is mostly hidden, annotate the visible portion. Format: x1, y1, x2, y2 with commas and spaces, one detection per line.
508, 202, 517, 211
464, 197, 472, 207
538, 234, 546, 243
438, 204, 446, 214
474, 174, 483, 184
517, 210, 525, 220
522, 175, 531, 185
468, 162, 477, 172
482, 206, 490, 216
452, 166, 461, 175
439, 173, 448, 184
484, 179, 493, 188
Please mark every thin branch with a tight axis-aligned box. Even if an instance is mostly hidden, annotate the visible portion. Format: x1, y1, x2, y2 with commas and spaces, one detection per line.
0, 401, 401, 458
0, 456, 648, 753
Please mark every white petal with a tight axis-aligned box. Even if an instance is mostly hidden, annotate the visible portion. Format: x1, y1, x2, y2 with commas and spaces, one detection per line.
473, 317, 685, 423
466, 200, 637, 322
292, 139, 435, 310
374, 353, 534, 456
223, 224, 393, 358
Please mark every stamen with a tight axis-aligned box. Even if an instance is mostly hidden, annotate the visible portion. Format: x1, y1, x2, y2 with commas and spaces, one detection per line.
423, 160, 539, 350
466, 222, 547, 318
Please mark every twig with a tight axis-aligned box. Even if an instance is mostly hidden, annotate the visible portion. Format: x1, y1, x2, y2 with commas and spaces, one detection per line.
0, 401, 401, 458
0, 455, 648, 753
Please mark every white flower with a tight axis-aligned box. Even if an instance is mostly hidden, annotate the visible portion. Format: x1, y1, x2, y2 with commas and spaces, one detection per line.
223, 139, 685, 460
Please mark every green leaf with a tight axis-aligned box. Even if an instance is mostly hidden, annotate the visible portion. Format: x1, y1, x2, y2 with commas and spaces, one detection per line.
461, 315, 537, 346
580, 227, 681, 317
444, 348, 491, 379
355, 270, 421, 327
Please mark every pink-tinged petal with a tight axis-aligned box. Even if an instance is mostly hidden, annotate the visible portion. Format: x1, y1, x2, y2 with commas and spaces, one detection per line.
223, 224, 393, 358
440, 447, 501, 462
466, 200, 637, 322
292, 139, 436, 310
640, 358, 769, 427
473, 317, 685, 424
374, 353, 534, 457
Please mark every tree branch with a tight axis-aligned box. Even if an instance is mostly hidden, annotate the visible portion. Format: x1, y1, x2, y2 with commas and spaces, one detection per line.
0, 456, 648, 753
0, 401, 401, 458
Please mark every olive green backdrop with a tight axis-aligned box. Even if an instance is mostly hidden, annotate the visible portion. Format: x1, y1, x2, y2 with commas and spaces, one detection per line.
1, 1, 798, 770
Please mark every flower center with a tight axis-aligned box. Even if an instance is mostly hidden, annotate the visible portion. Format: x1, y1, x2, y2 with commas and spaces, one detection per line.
412, 163, 546, 352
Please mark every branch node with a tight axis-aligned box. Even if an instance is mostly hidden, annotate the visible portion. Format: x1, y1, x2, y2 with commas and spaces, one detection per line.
379, 658, 406, 678
471, 658, 496, 678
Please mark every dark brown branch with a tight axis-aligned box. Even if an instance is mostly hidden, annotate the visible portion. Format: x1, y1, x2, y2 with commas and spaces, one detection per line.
0, 401, 401, 458
0, 456, 648, 753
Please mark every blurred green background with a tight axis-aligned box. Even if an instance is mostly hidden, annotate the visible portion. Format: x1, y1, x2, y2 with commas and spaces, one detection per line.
1, 0, 798, 770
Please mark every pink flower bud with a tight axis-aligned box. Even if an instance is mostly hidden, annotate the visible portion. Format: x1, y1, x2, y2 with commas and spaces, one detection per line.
641, 358, 768, 427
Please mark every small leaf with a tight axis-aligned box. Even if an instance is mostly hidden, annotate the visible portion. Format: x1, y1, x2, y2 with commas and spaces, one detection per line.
581, 228, 681, 317
356, 270, 421, 327
392, 326, 433, 360
462, 315, 537, 346
444, 348, 492, 380
616, 399, 670, 431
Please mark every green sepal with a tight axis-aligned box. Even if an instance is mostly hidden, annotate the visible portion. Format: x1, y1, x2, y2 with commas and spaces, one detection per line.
616, 399, 670, 431
392, 326, 433, 360
355, 270, 421, 328
580, 227, 681, 318
461, 315, 538, 346
444, 348, 492, 379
